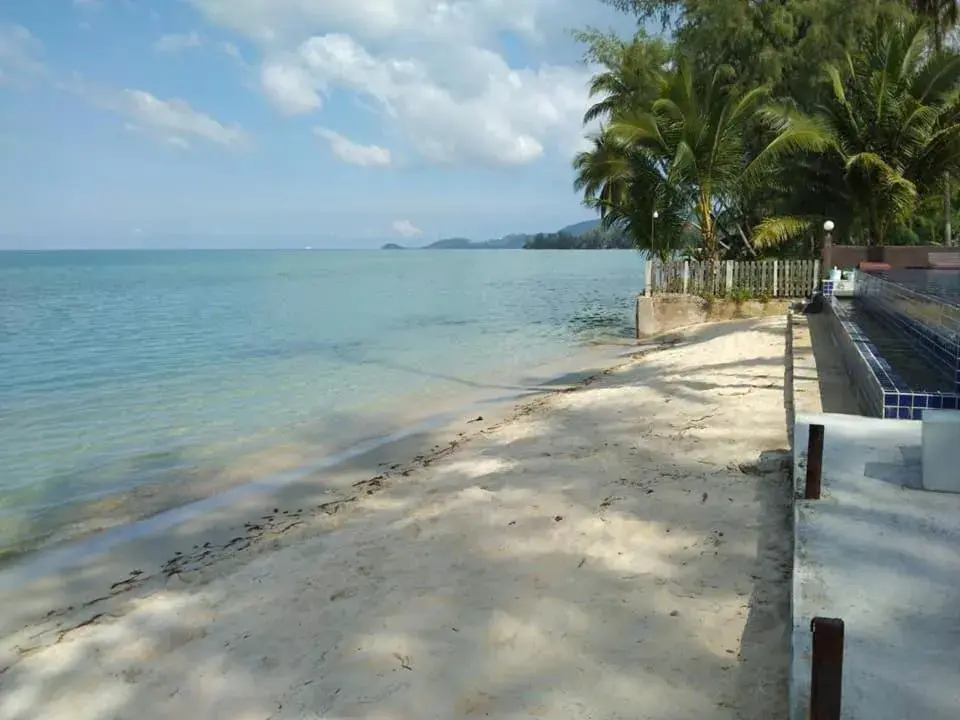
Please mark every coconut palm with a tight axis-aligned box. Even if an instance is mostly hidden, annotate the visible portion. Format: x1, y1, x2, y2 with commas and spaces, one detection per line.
582, 36, 671, 126
753, 19, 960, 247
596, 60, 786, 261
573, 132, 691, 262
910, 0, 960, 244
910, 0, 959, 50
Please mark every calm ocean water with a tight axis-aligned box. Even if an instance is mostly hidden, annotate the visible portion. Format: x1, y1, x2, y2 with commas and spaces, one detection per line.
0, 249, 644, 558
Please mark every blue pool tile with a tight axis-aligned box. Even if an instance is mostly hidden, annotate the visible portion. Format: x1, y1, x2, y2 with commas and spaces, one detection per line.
898, 407, 912, 419
912, 408, 925, 420
914, 394, 928, 408
930, 394, 943, 409
898, 395, 913, 408
944, 396, 958, 410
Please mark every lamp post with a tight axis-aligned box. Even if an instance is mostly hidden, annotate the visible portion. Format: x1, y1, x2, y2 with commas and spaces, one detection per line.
823, 219, 834, 272
652, 210, 659, 256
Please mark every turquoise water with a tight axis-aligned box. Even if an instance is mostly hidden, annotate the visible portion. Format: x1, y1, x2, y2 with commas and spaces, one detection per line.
0, 250, 644, 556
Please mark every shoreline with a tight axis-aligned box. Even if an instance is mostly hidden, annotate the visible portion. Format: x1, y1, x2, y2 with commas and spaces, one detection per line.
0, 335, 639, 570
2, 318, 792, 719
0, 337, 665, 651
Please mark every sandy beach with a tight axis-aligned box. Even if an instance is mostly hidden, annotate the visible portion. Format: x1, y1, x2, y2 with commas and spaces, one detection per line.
0, 317, 793, 720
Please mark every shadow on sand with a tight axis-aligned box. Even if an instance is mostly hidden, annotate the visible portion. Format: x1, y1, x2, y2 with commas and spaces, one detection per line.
0, 318, 794, 720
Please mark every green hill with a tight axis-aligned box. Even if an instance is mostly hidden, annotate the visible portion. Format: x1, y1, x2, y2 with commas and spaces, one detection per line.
423, 235, 527, 249
557, 219, 602, 236
382, 219, 618, 250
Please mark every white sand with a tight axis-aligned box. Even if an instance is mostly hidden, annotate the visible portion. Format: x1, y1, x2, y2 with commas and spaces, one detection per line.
0, 317, 793, 720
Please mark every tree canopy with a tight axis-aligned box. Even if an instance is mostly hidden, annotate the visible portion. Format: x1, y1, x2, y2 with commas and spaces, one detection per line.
574, 0, 960, 257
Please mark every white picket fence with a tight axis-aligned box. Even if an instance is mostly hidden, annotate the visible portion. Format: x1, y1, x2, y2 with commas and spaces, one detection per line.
644, 259, 821, 298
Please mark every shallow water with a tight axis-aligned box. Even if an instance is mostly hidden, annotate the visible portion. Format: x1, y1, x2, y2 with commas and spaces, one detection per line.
0, 249, 644, 556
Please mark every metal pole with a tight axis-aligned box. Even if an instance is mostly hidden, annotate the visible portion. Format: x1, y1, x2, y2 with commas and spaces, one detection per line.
805, 423, 825, 500
810, 617, 844, 720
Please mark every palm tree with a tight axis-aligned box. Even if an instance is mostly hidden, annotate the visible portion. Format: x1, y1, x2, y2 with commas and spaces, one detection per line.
581, 36, 671, 127
598, 60, 778, 261
753, 19, 960, 247
910, 0, 958, 50
573, 132, 691, 262
910, 1, 960, 244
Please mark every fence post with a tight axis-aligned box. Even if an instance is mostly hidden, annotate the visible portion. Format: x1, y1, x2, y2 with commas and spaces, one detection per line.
771, 260, 779, 297
725, 260, 733, 295
682, 260, 689, 295
644, 259, 653, 296
810, 617, 844, 720
805, 423, 825, 499
813, 260, 821, 295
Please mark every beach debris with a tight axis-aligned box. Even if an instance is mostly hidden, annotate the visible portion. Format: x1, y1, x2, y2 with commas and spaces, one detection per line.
353, 477, 384, 494
670, 610, 680, 617
701, 492, 708, 503
56, 613, 104, 643
468, 416, 483, 423
554, 515, 563, 522
393, 653, 413, 671
599, 495, 622, 511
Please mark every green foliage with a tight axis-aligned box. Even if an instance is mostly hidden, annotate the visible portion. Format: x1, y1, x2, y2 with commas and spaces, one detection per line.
595, 0, 911, 104
522, 227, 634, 250
727, 287, 753, 304
573, 4, 960, 256
574, 54, 799, 261
755, 20, 960, 246
576, 30, 672, 125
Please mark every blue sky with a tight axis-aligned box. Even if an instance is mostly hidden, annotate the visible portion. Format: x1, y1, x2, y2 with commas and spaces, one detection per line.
0, 0, 638, 249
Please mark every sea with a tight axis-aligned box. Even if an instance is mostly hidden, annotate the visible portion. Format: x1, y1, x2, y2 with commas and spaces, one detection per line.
0, 249, 645, 561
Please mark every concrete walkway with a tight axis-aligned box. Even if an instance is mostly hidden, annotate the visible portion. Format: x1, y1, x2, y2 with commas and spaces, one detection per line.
792, 413, 960, 719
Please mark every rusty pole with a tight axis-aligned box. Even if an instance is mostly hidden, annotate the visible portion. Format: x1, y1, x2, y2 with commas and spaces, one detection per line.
805, 423, 825, 500
810, 616, 844, 720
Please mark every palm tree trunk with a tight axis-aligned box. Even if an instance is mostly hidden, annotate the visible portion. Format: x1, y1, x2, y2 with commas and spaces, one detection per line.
697, 190, 716, 261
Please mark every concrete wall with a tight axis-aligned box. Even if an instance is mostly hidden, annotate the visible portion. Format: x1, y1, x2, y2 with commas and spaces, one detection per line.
635, 294, 792, 337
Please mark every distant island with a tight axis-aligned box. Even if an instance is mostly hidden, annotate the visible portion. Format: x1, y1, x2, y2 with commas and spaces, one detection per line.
381, 219, 633, 250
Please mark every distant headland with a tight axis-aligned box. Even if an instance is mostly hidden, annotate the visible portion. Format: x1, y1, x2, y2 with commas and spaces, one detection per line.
381, 219, 632, 250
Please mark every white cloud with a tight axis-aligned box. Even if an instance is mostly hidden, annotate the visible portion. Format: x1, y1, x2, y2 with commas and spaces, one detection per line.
261, 62, 321, 113
392, 219, 421, 237
315, 127, 391, 167
188, 0, 623, 167
261, 34, 591, 165
120, 90, 248, 149
154, 32, 204, 53
188, 0, 598, 47
0, 24, 45, 86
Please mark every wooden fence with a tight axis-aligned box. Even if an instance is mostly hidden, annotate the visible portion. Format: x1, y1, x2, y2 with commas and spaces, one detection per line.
644, 259, 821, 298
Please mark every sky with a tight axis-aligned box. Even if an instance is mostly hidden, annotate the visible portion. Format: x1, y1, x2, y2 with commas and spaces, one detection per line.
0, 0, 639, 249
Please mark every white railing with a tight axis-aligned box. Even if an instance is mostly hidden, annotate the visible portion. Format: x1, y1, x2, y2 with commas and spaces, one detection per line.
644, 259, 821, 298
